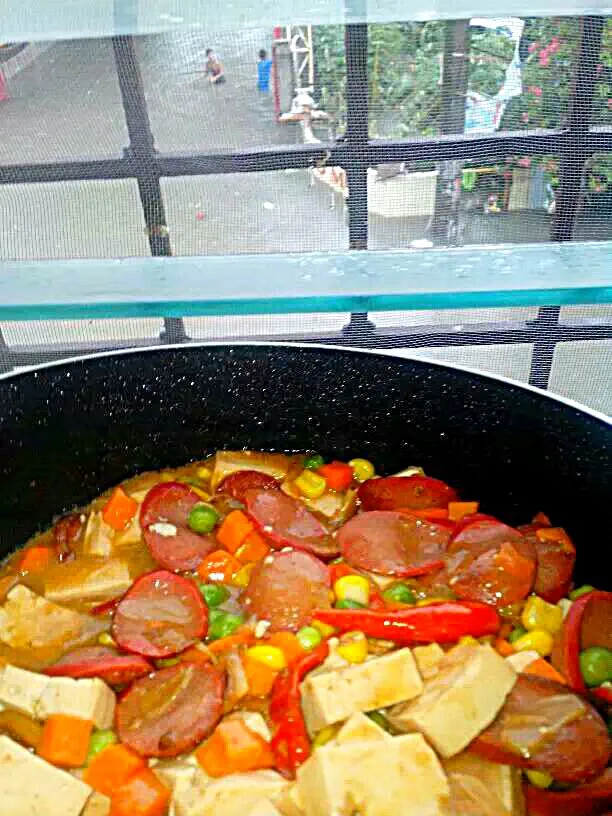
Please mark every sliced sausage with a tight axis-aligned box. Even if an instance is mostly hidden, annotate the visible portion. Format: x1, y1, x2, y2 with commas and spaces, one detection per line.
45, 646, 152, 685
358, 475, 457, 512
245, 489, 338, 559
446, 520, 536, 607
116, 662, 225, 757
471, 674, 611, 785
338, 511, 450, 577
53, 513, 82, 562
112, 570, 208, 658
581, 592, 612, 652
140, 482, 217, 571
520, 523, 576, 604
524, 768, 612, 816
242, 550, 330, 632
217, 470, 280, 504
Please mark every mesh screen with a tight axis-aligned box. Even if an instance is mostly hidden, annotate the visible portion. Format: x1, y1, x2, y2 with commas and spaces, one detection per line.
0, 18, 611, 417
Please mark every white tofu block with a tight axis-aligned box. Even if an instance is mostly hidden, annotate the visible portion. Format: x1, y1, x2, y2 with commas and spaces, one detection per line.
246, 799, 283, 816
0, 586, 86, 650
443, 752, 525, 816
199, 771, 290, 816
81, 512, 115, 557
505, 650, 540, 673
227, 710, 272, 742
0, 735, 92, 816
335, 712, 390, 744
297, 733, 449, 816
0, 665, 115, 728
44, 559, 132, 604
412, 643, 445, 680
82, 792, 111, 816
153, 760, 209, 816
387, 644, 516, 758
301, 648, 423, 734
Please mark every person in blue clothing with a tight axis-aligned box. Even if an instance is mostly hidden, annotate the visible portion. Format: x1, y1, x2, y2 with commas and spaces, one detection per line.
257, 49, 273, 93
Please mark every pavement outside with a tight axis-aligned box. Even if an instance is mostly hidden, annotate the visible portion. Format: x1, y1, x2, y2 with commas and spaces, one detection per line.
0, 33, 610, 414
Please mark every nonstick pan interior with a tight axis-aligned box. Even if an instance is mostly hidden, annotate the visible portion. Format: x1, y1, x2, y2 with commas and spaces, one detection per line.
0, 344, 609, 587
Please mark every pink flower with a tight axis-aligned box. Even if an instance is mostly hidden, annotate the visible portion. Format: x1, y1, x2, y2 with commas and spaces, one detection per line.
518, 157, 531, 168
539, 51, 550, 67
608, 98, 612, 109
529, 85, 543, 97
521, 112, 530, 123
596, 63, 603, 75
528, 41, 539, 54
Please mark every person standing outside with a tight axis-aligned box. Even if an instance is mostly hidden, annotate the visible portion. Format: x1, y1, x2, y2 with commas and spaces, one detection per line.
257, 49, 272, 93
205, 48, 225, 84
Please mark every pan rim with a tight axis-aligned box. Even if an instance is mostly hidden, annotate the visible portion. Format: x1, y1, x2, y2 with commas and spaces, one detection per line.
1, 340, 610, 427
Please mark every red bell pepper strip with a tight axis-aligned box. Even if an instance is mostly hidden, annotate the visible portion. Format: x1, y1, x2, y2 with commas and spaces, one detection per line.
592, 685, 612, 704
311, 602, 500, 644
269, 640, 329, 777
317, 462, 353, 492
524, 767, 612, 816
557, 590, 612, 692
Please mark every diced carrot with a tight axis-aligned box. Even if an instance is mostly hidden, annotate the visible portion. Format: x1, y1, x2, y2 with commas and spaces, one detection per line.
207, 630, 255, 655
102, 487, 138, 531
84, 743, 147, 796
522, 657, 568, 685
179, 643, 212, 665
267, 632, 305, 665
195, 719, 275, 778
216, 510, 255, 554
494, 637, 515, 657
408, 508, 450, 521
448, 501, 480, 522
535, 527, 575, 553
532, 511, 552, 527
242, 654, 279, 697
197, 549, 242, 583
109, 768, 170, 816
329, 562, 355, 585
235, 531, 270, 563
18, 545, 54, 573
317, 461, 353, 492
38, 714, 93, 768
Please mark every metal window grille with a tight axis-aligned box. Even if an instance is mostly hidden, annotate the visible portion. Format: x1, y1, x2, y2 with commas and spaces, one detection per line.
1, 20, 611, 394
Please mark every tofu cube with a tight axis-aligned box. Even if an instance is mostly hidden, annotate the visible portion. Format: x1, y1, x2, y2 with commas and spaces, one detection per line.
505, 650, 540, 673
443, 752, 525, 815
199, 770, 290, 816
0, 735, 92, 816
412, 643, 445, 680
0, 586, 87, 650
81, 512, 115, 557
296, 733, 449, 816
335, 712, 390, 745
153, 760, 209, 816
301, 648, 422, 734
44, 559, 132, 604
0, 664, 115, 728
246, 800, 283, 816
387, 644, 516, 758
226, 710, 272, 742
82, 792, 111, 816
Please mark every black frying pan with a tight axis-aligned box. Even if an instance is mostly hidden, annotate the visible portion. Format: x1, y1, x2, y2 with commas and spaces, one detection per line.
0, 344, 610, 587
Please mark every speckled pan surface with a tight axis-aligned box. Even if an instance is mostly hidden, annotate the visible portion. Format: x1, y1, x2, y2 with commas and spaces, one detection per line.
0, 344, 610, 586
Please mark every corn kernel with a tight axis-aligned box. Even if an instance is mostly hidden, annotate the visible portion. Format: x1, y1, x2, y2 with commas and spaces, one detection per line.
312, 619, 337, 638
512, 629, 554, 658
231, 562, 256, 589
98, 632, 116, 647
245, 645, 287, 672
416, 597, 448, 607
196, 466, 212, 482
295, 469, 327, 499
348, 458, 376, 483
313, 724, 340, 748
333, 575, 370, 607
522, 595, 563, 635
189, 485, 211, 501
525, 769, 553, 789
458, 636, 479, 646
336, 631, 368, 664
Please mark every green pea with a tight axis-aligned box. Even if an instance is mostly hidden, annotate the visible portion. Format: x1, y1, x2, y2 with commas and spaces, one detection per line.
334, 599, 366, 609
579, 646, 612, 687
383, 583, 416, 605
188, 503, 219, 534
304, 454, 325, 470
87, 729, 117, 763
208, 609, 245, 641
199, 583, 230, 607
366, 711, 390, 732
508, 626, 528, 644
296, 625, 323, 651
569, 585, 595, 601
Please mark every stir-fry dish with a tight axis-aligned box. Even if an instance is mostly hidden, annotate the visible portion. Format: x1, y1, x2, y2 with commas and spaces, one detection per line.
0, 452, 610, 816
